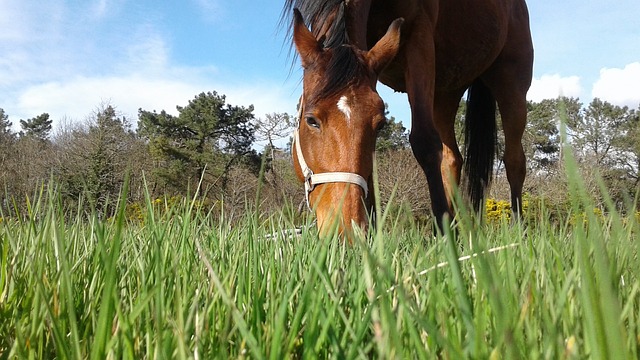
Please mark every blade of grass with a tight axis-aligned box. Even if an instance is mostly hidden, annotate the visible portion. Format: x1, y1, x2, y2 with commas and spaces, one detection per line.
444, 226, 475, 353
90, 179, 128, 360
49, 190, 83, 360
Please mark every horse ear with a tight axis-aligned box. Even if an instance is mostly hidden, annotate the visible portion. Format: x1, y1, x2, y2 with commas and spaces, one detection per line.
293, 9, 321, 68
367, 18, 404, 75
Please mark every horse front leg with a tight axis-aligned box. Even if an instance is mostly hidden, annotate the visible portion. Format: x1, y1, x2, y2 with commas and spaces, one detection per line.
405, 71, 453, 232
433, 90, 466, 212
409, 114, 453, 233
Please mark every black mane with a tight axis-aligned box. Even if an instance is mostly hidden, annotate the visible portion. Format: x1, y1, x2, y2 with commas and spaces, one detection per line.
282, 0, 348, 48
282, 0, 365, 99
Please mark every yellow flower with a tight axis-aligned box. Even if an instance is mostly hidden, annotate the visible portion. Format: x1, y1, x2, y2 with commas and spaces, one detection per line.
485, 198, 512, 223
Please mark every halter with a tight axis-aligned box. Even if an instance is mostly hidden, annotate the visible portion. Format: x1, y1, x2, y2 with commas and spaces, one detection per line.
292, 97, 369, 209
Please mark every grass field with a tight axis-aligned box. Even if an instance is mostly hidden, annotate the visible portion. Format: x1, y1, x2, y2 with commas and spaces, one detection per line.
1, 165, 639, 359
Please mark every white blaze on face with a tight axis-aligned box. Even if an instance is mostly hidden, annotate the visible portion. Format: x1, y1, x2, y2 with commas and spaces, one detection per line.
337, 95, 351, 123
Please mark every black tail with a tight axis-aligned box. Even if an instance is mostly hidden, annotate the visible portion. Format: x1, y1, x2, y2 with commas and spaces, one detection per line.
464, 79, 497, 213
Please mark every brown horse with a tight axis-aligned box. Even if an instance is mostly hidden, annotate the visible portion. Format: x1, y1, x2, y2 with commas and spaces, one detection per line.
284, 0, 533, 236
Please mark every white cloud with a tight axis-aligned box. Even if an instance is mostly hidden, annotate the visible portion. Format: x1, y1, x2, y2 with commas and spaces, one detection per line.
227, 79, 299, 112
527, 74, 582, 102
16, 75, 204, 121
0, 1, 25, 42
592, 62, 640, 108
15, 74, 297, 125
0, 0, 297, 133
0, 1, 64, 43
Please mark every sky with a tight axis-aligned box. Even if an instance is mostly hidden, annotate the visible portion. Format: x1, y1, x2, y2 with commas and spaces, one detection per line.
1, 0, 639, 136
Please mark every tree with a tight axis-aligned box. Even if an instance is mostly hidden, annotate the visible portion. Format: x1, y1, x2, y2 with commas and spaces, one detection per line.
12, 113, 55, 202
54, 104, 138, 216
137, 91, 256, 196
0, 110, 58, 215
19, 113, 53, 141
562, 98, 637, 208
87, 106, 133, 213
376, 104, 409, 152
255, 112, 295, 203
0, 108, 16, 212
525, 99, 563, 169
0, 108, 15, 144
568, 98, 629, 166
255, 112, 294, 161
611, 105, 640, 200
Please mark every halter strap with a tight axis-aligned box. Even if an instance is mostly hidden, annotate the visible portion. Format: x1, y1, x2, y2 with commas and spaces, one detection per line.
293, 98, 369, 210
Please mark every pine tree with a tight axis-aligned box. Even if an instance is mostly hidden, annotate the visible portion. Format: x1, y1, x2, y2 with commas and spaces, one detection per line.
137, 91, 256, 194
0, 108, 15, 144
20, 113, 53, 141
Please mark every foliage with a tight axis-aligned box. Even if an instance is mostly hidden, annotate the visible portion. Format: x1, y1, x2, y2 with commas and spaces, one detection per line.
376, 104, 409, 152
569, 98, 628, 164
137, 91, 256, 196
376, 149, 431, 216
124, 195, 219, 224
0, 108, 17, 209
255, 112, 294, 149
52, 105, 141, 216
19, 113, 53, 141
564, 98, 639, 207
0, 109, 55, 215
0, 108, 15, 144
612, 105, 640, 187
484, 198, 511, 222
483, 193, 636, 229
525, 99, 563, 168
2, 92, 639, 230
255, 112, 296, 203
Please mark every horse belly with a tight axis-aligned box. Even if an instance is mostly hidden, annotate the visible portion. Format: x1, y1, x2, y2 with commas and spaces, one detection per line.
372, 0, 513, 92
433, 39, 503, 91
433, 3, 509, 90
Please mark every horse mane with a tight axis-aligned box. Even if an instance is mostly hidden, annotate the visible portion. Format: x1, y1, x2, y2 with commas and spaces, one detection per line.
282, 0, 348, 48
282, 0, 366, 99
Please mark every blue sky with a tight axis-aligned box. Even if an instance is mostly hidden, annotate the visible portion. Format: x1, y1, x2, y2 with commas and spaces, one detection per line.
1, 0, 639, 134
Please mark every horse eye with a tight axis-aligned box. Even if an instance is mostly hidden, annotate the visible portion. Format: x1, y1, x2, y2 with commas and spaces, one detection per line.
376, 119, 387, 132
306, 116, 320, 129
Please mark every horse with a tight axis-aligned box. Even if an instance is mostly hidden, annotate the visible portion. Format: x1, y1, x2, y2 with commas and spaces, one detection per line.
284, 0, 533, 237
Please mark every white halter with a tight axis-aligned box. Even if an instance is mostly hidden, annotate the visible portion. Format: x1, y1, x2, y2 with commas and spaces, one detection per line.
292, 97, 369, 209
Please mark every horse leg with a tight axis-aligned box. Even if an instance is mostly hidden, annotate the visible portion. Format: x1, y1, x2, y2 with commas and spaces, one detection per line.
409, 106, 453, 232
481, 3, 533, 219
404, 38, 453, 231
482, 70, 531, 218
499, 96, 527, 217
433, 90, 466, 210
502, 100, 526, 217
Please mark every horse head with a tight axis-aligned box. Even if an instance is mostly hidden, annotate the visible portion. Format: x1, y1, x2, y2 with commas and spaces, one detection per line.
291, 9, 403, 238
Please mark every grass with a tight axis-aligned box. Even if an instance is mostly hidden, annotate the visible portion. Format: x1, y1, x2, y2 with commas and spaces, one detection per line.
1, 168, 639, 358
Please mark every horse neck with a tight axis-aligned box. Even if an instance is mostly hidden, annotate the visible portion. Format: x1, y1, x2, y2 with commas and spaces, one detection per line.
308, 0, 371, 51
344, 0, 372, 50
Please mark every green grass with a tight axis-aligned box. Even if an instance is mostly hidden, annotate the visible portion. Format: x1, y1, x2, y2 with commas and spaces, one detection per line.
1, 174, 639, 359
